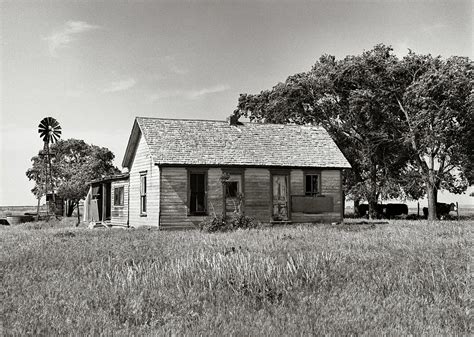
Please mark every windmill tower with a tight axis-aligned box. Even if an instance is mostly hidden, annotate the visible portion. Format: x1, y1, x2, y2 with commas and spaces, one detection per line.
38, 117, 61, 216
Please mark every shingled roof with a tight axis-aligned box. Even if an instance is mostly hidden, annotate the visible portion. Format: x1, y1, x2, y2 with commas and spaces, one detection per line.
122, 117, 351, 169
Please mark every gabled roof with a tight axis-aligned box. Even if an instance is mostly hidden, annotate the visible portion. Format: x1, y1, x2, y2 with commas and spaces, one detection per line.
122, 117, 351, 169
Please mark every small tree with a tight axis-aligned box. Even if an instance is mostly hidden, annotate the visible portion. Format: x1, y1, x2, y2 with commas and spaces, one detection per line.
26, 156, 48, 220
27, 139, 119, 224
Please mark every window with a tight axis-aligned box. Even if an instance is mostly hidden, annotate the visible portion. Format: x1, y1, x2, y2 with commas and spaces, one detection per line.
226, 181, 239, 198
140, 172, 147, 215
189, 172, 207, 215
305, 174, 320, 196
114, 186, 124, 206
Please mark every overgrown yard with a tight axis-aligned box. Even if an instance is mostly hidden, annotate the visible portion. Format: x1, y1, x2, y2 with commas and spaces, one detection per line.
1, 219, 472, 335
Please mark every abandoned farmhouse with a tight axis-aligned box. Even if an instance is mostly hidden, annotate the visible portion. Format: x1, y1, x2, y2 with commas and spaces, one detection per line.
84, 117, 351, 229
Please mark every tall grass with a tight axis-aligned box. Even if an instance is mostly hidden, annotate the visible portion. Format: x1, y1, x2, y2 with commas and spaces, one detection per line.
1, 220, 472, 335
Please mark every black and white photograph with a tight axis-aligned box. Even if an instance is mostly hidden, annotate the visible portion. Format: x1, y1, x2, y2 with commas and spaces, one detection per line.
1, 0, 472, 335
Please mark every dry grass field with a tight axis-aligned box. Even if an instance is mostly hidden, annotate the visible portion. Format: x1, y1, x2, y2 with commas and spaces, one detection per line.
1, 218, 472, 335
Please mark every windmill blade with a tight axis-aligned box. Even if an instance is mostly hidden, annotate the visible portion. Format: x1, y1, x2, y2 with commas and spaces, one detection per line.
51, 133, 60, 143
38, 122, 48, 131
48, 117, 59, 128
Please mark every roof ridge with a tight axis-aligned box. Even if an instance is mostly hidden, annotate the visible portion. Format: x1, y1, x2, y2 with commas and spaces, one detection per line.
136, 116, 325, 128
136, 116, 227, 123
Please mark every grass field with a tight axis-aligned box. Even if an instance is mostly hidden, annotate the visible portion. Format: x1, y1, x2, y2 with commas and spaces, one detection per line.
1, 219, 472, 335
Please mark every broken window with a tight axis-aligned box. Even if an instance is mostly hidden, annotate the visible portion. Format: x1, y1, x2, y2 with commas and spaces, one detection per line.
305, 174, 320, 196
140, 172, 147, 215
189, 172, 207, 215
226, 181, 239, 198
114, 186, 124, 206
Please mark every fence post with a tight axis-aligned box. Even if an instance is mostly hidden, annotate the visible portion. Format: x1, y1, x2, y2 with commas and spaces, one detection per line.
456, 201, 459, 220
417, 202, 420, 217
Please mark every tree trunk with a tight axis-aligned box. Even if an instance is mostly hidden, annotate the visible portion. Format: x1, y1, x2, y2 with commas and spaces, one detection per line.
367, 165, 378, 220
76, 201, 80, 226
368, 198, 378, 220
36, 196, 41, 221
67, 200, 75, 217
353, 198, 361, 217
426, 182, 438, 220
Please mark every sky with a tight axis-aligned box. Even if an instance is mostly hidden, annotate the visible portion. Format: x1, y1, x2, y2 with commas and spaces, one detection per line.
1, 0, 473, 206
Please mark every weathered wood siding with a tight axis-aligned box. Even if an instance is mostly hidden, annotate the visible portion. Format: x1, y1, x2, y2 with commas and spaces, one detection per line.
110, 179, 129, 226
244, 168, 272, 222
129, 132, 160, 227
290, 169, 342, 223
159, 167, 222, 229
157, 166, 343, 228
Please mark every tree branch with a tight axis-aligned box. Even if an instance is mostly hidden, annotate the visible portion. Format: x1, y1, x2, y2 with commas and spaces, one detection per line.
396, 97, 429, 173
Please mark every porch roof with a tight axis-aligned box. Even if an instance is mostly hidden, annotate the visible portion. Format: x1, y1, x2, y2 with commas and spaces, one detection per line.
89, 173, 129, 185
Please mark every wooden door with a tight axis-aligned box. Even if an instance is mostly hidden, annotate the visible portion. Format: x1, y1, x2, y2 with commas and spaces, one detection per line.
272, 175, 289, 221
105, 183, 111, 220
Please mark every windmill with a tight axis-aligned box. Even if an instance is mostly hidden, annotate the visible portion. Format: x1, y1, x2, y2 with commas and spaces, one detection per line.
38, 117, 61, 216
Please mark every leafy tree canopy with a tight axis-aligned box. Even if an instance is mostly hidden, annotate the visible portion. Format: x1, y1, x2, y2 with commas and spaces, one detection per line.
26, 139, 120, 214
395, 53, 473, 218
233, 44, 473, 219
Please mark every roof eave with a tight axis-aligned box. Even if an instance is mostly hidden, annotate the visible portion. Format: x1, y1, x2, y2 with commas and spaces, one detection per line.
154, 162, 351, 169
122, 119, 141, 169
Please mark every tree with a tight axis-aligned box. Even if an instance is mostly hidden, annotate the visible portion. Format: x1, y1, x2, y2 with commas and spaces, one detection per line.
235, 46, 473, 220
394, 53, 473, 219
235, 45, 414, 218
26, 154, 49, 220
26, 139, 119, 224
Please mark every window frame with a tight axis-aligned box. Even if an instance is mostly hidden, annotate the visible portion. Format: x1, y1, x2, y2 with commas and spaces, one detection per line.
113, 186, 124, 207
304, 172, 321, 197
187, 169, 208, 216
140, 171, 147, 216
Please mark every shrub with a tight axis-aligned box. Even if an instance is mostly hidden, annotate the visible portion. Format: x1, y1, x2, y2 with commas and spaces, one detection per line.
199, 213, 259, 232
227, 213, 259, 230
199, 214, 226, 232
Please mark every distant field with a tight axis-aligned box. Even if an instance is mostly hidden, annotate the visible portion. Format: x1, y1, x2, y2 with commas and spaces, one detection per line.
1, 218, 472, 335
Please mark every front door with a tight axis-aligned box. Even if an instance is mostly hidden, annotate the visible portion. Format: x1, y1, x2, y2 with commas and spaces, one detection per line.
105, 183, 111, 220
272, 175, 289, 221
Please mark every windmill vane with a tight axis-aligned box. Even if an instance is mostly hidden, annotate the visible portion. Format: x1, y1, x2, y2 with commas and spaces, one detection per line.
38, 117, 62, 143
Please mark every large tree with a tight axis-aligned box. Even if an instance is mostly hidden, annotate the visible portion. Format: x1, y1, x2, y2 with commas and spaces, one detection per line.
234, 45, 472, 219
26, 139, 119, 222
394, 53, 473, 219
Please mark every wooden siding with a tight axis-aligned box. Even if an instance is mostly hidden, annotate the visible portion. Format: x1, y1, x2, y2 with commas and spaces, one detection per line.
290, 169, 342, 223
244, 168, 272, 222
321, 170, 342, 213
157, 166, 343, 228
128, 132, 160, 227
160, 167, 222, 229
110, 180, 129, 226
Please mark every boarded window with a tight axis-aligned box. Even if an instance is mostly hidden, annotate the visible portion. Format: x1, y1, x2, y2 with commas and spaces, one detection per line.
114, 186, 124, 206
189, 172, 207, 215
305, 174, 320, 196
140, 173, 147, 214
